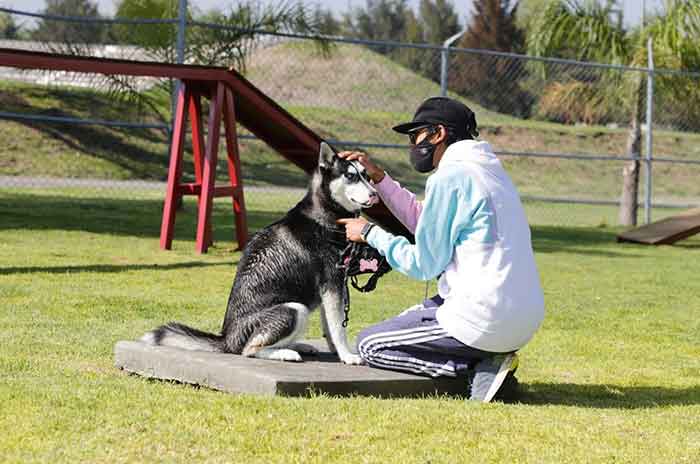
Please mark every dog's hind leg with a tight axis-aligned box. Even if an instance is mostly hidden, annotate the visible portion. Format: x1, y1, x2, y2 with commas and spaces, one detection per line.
241, 303, 310, 362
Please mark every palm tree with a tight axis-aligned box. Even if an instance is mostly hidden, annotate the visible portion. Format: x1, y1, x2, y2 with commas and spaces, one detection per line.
527, 0, 700, 226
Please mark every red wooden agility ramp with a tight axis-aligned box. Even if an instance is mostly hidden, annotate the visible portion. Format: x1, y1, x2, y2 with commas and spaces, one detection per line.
0, 48, 408, 253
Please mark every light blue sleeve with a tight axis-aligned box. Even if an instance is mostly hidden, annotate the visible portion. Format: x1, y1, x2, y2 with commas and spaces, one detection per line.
366, 171, 495, 281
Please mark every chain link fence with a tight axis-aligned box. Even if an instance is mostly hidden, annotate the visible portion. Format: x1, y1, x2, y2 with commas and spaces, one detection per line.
1, 6, 699, 234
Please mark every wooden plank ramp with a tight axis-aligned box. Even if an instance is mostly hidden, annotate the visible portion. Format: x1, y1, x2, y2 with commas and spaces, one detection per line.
617, 208, 700, 245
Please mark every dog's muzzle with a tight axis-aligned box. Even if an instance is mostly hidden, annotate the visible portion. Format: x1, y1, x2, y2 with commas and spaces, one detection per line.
351, 192, 378, 208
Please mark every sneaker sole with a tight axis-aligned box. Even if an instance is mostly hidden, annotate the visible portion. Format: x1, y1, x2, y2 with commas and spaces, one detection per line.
483, 353, 517, 403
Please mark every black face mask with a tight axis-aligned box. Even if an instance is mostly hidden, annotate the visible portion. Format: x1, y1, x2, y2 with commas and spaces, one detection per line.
409, 138, 437, 173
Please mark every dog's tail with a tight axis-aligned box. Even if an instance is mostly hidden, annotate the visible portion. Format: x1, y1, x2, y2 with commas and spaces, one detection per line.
140, 322, 225, 352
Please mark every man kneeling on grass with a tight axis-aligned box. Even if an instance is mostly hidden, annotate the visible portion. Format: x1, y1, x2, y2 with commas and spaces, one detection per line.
337, 97, 545, 402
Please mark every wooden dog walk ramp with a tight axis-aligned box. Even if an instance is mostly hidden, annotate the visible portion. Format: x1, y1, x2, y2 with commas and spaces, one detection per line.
617, 208, 700, 245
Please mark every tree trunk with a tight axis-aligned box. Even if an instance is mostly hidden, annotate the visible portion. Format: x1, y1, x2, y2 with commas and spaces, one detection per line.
618, 76, 644, 226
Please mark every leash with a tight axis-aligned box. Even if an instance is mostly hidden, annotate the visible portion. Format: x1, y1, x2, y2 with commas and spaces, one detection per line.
336, 236, 392, 328
337, 211, 361, 328
339, 241, 357, 328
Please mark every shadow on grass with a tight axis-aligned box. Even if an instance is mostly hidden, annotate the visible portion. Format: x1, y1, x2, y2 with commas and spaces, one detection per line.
517, 382, 700, 409
1, 192, 652, 259
531, 226, 642, 257
669, 239, 700, 250
18, 118, 315, 188
1, 85, 172, 179
0, 86, 317, 188
0, 260, 236, 275
0, 192, 285, 242
28, 120, 171, 179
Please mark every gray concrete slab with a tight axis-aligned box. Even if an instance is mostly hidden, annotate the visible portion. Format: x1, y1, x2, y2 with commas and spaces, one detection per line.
114, 339, 466, 398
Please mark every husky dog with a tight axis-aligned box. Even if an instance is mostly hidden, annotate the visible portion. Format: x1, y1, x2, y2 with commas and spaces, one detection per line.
141, 142, 378, 364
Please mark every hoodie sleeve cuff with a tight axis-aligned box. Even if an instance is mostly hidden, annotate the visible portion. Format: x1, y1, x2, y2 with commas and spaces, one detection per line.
366, 225, 392, 254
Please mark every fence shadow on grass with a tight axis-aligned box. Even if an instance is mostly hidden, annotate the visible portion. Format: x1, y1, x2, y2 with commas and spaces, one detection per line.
0, 260, 236, 276
2, 191, 655, 259
517, 381, 700, 409
531, 225, 643, 258
0, 191, 285, 242
671, 239, 700, 250
0, 85, 172, 179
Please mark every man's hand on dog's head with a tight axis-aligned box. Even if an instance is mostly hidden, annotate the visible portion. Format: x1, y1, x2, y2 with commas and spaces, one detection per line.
337, 217, 369, 243
337, 151, 386, 184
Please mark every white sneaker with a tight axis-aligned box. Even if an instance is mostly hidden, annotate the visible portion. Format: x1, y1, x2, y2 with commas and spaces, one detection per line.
469, 353, 520, 403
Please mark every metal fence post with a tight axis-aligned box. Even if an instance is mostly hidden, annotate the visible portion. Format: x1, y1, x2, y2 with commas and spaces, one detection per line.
176, 0, 186, 65
440, 47, 449, 96
170, 0, 187, 123
440, 29, 467, 97
644, 38, 654, 225
168, 0, 187, 163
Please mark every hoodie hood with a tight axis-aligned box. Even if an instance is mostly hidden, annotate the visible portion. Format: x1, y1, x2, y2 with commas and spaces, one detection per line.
438, 140, 499, 169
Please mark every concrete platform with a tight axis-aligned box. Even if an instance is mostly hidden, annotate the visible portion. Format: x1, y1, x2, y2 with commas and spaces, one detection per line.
114, 339, 466, 397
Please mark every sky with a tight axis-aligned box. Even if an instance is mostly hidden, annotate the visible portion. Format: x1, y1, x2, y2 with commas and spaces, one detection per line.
3, 0, 665, 29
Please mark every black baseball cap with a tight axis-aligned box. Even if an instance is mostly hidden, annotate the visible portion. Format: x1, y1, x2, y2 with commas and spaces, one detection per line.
392, 96, 479, 139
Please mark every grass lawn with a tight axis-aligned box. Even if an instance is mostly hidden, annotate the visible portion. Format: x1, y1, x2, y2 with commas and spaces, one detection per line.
1, 187, 699, 463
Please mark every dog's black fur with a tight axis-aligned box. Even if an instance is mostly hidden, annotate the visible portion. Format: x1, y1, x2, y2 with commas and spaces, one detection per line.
142, 143, 379, 364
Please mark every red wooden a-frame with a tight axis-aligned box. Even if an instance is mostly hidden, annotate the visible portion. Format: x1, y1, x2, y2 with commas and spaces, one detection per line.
0, 48, 411, 254
160, 81, 248, 254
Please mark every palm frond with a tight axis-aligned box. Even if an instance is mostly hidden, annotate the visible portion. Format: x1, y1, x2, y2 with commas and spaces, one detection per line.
188, 0, 332, 71
641, 0, 700, 70
527, 0, 630, 64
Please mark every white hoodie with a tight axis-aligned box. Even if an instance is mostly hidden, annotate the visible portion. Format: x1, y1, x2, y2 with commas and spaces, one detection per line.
366, 140, 545, 352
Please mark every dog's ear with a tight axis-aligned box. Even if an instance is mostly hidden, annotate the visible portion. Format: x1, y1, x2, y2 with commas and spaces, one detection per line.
318, 142, 336, 170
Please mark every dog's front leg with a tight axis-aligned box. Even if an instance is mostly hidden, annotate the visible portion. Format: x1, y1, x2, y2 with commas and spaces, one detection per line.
321, 288, 363, 365
320, 310, 338, 354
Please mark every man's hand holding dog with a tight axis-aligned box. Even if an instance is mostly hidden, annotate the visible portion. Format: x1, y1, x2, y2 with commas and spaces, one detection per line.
338, 150, 386, 184
337, 217, 369, 243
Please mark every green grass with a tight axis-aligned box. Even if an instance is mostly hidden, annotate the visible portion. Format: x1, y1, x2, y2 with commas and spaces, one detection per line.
1, 188, 699, 462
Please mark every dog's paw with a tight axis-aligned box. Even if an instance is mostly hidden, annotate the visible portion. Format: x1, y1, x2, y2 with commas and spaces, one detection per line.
139, 331, 157, 345
254, 348, 303, 362
340, 353, 365, 365
275, 349, 303, 362
290, 342, 320, 355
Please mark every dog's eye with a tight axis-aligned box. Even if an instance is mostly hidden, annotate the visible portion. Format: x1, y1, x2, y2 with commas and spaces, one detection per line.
344, 172, 359, 181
